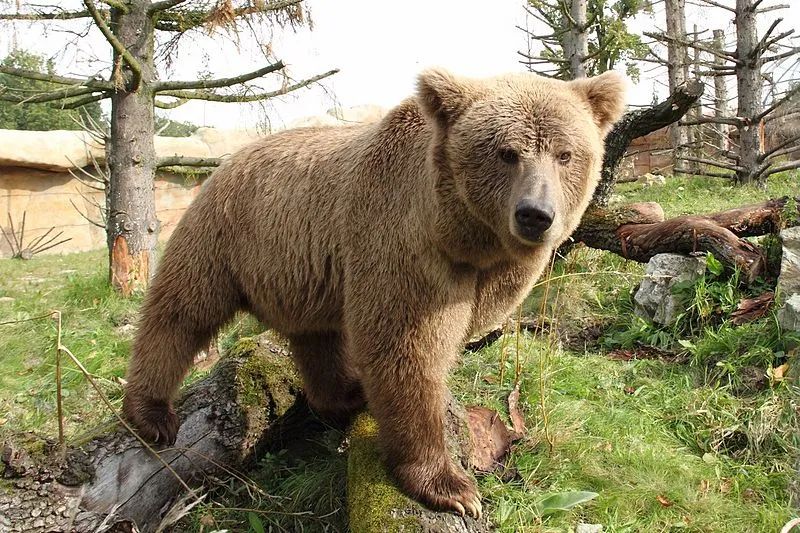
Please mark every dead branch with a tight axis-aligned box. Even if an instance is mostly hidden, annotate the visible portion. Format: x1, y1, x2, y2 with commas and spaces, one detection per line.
153, 62, 285, 92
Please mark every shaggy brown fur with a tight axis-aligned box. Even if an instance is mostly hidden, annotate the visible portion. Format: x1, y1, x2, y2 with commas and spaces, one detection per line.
123, 68, 626, 517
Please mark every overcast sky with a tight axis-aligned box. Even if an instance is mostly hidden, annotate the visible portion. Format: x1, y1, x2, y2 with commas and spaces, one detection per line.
2, 0, 798, 132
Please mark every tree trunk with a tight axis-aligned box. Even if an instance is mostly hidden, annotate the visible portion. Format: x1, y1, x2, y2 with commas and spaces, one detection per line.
564, 0, 588, 79
686, 24, 703, 173
665, 0, 690, 175
734, 0, 765, 185
592, 80, 704, 206
107, 0, 159, 296
713, 29, 730, 153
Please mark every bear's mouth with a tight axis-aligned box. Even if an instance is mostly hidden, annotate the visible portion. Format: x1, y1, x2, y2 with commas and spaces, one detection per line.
512, 224, 548, 245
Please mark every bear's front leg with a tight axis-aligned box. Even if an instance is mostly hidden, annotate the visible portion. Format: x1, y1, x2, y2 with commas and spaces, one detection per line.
347, 278, 481, 518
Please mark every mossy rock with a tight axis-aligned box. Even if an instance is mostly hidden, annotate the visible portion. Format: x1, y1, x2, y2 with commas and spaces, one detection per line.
347, 411, 492, 533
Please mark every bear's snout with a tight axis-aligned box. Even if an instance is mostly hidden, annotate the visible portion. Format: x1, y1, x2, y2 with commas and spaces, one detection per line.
513, 198, 554, 242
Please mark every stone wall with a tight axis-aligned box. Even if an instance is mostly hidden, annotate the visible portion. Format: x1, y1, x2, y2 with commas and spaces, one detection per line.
0, 166, 205, 258
0, 107, 386, 258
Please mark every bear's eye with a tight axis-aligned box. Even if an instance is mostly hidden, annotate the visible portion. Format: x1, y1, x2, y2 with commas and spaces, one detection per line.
558, 151, 572, 165
498, 147, 520, 165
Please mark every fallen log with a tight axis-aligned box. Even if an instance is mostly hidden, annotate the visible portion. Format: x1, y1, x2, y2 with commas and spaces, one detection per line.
1, 335, 495, 533
0, 335, 304, 533
572, 198, 800, 284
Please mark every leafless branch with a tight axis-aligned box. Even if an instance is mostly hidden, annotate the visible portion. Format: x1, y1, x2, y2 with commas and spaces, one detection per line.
763, 159, 800, 177
762, 48, 800, 64
82, 0, 142, 90
645, 31, 740, 64
755, 82, 800, 121
153, 61, 285, 92
695, 0, 736, 12
154, 97, 188, 109
156, 156, 223, 168
0, 85, 102, 104
0, 7, 98, 20
148, 0, 189, 13
682, 155, 745, 172
157, 69, 338, 103
0, 66, 112, 90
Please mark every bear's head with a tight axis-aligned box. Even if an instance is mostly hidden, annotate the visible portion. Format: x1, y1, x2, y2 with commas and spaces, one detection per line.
418, 68, 626, 261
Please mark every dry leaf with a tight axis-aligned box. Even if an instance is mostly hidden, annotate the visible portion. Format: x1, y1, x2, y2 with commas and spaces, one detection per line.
507, 382, 527, 440
467, 406, 514, 473
720, 478, 733, 494
699, 479, 710, 497
657, 495, 674, 507
769, 363, 789, 383
731, 292, 774, 325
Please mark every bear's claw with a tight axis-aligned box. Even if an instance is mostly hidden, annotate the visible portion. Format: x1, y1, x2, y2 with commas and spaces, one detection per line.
122, 394, 179, 446
394, 460, 483, 519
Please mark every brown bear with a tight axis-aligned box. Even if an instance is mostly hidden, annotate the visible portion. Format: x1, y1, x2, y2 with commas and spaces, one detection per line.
123, 68, 626, 517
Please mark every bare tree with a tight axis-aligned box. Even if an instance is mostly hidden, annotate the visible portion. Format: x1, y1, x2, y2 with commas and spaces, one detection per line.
664, 0, 691, 174
565, 0, 589, 78
518, 0, 649, 80
0, 0, 337, 295
647, 0, 800, 185
712, 29, 731, 152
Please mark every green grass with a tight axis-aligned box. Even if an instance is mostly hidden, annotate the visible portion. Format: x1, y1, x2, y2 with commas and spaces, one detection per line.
0, 249, 136, 436
1, 172, 798, 531
454, 336, 797, 532
615, 172, 800, 218
0, 249, 262, 439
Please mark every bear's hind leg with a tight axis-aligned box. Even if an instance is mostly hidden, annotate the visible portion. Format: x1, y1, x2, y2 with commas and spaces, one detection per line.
123, 255, 241, 444
288, 331, 365, 423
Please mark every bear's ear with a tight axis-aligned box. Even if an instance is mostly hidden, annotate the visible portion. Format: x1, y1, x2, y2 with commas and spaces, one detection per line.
570, 71, 628, 135
417, 68, 480, 129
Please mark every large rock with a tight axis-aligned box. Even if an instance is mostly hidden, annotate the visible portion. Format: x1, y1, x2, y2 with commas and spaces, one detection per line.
777, 226, 800, 299
777, 227, 800, 333
778, 294, 800, 333
0, 129, 104, 171
634, 253, 706, 326
288, 105, 386, 129
347, 399, 491, 533
154, 127, 261, 161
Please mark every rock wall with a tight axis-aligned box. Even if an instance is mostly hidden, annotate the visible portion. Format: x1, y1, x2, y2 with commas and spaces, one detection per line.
0, 166, 205, 258
0, 106, 389, 258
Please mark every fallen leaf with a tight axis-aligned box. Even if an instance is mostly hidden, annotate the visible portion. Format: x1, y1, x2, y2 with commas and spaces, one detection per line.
507, 382, 527, 439
731, 292, 774, 325
720, 478, 733, 494
699, 479, 710, 497
467, 406, 514, 473
482, 375, 498, 385
657, 495, 674, 507
742, 488, 759, 502
769, 363, 789, 383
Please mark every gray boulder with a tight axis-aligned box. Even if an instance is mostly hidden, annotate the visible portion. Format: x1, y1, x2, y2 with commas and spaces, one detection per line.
634, 253, 706, 326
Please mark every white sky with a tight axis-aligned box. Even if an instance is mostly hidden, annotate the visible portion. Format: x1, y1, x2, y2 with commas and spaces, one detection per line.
1, 0, 798, 132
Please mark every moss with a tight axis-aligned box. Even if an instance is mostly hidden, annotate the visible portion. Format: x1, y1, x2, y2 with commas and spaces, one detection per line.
347, 413, 422, 533
233, 336, 300, 416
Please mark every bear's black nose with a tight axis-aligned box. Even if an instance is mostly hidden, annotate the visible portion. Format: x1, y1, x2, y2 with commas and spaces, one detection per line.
514, 199, 554, 240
